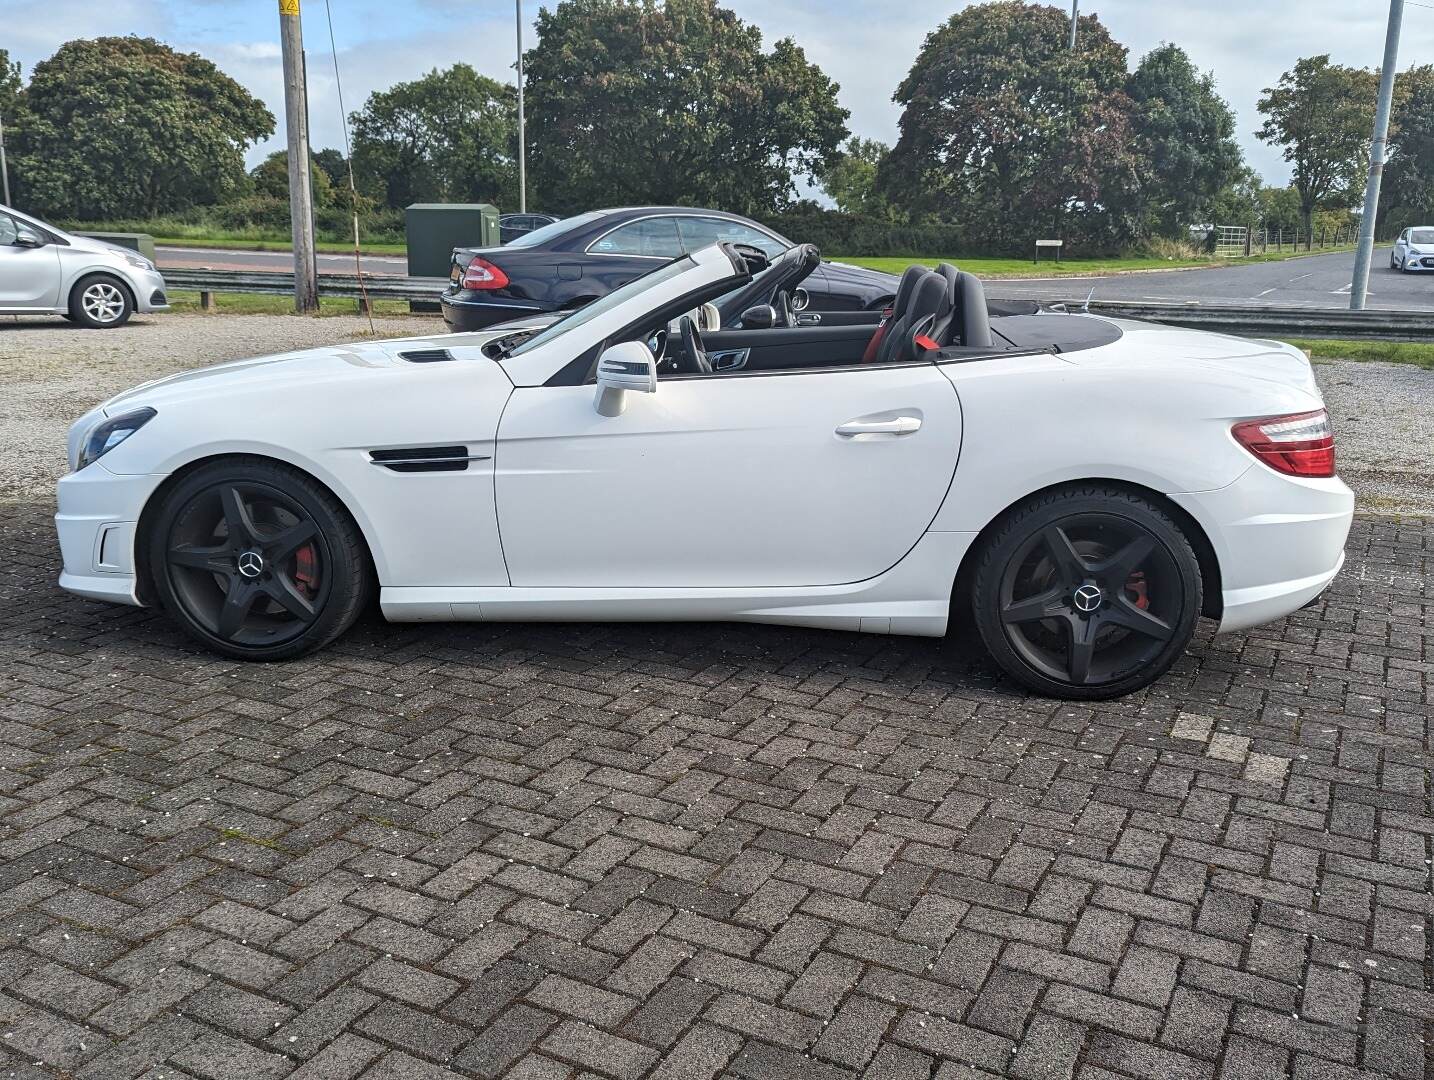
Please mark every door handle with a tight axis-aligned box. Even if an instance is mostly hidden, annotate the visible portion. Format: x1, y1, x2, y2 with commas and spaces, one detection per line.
835, 416, 922, 437
797, 313, 822, 325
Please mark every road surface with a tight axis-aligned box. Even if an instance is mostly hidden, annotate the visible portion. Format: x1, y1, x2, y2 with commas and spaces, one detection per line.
984, 248, 1434, 310
157, 246, 409, 275
156, 245, 1434, 310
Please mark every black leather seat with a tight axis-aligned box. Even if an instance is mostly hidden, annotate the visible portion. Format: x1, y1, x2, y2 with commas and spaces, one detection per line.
861, 265, 927, 363
876, 271, 950, 365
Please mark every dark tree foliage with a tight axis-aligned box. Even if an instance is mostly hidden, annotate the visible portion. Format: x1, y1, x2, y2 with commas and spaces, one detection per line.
1380, 66, 1434, 233
13, 37, 273, 218
350, 65, 518, 210
822, 137, 899, 220
524, 0, 849, 217
1126, 44, 1243, 237
1257, 56, 1378, 239
882, 1, 1144, 253
249, 150, 338, 207
312, 148, 351, 191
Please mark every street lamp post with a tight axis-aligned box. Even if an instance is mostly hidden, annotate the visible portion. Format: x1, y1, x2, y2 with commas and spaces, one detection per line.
516, 0, 527, 213
0, 110, 10, 206
1351, 0, 1404, 311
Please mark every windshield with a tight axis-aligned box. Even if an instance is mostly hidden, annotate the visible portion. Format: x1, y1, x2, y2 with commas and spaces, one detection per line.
504, 211, 603, 249
1411, 229, 1434, 245
509, 256, 697, 357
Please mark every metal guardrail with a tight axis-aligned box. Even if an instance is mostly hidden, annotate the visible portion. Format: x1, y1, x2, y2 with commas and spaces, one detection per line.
162, 268, 1434, 342
162, 268, 445, 306
1011, 298, 1434, 343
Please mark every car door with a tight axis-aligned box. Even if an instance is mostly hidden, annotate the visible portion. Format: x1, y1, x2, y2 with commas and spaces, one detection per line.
0, 214, 61, 309
494, 362, 962, 588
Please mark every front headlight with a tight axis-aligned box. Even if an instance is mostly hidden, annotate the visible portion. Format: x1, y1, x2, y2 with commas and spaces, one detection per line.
124, 253, 155, 272
78, 408, 156, 471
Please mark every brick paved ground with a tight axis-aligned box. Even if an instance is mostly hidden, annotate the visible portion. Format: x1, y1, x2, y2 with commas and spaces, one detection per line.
0, 502, 1428, 1080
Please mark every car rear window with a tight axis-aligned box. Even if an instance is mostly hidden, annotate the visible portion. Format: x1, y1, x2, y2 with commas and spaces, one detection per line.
504, 212, 599, 249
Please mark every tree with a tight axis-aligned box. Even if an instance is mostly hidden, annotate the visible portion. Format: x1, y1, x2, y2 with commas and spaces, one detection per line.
350, 65, 517, 210
313, 149, 350, 191
0, 49, 19, 119
881, 1, 1143, 253
1126, 44, 1244, 237
1256, 56, 1379, 241
12, 37, 272, 219
1380, 66, 1434, 234
249, 150, 337, 207
1206, 166, 1264, 229
821, 137, 897, 218
524, 0, 848, 216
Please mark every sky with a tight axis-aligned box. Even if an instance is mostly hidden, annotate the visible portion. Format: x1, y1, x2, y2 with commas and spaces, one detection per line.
0, 0, 1421, 196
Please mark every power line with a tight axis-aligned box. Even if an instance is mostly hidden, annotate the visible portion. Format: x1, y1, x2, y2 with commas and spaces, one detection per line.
322, 0, 374, 333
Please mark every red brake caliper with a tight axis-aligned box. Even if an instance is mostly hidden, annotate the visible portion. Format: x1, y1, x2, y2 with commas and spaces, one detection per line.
293, 543, 319, 597
1126, 571, 1150, 610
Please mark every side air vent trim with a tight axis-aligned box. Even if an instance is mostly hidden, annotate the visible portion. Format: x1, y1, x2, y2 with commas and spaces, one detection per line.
399, 349, 457, 363
368, 445, 489, 473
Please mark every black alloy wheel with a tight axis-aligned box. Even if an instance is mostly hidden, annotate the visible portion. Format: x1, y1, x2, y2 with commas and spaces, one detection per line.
148, 459, 370, 660
970, 487, 1202, 699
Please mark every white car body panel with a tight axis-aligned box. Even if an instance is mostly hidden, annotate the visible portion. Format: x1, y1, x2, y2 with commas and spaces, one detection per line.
56, 243, 1354, 661
495, 363, 961, 587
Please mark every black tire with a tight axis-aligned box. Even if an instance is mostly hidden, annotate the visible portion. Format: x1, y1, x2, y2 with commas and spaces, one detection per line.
969, 486, 1202, 700
146, 458, 371, 660
69, 274, 134, 328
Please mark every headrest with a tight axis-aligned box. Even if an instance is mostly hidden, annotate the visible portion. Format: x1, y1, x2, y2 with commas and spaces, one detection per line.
890, 264, 927, 318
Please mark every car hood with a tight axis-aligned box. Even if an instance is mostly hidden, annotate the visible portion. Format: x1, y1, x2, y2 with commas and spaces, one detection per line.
96, 330, 515, 415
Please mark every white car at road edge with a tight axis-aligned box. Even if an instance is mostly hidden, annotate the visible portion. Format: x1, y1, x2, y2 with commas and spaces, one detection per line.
1391, 226, 1434, 272
1, 203, 170, 327
55, 242, 1353, 699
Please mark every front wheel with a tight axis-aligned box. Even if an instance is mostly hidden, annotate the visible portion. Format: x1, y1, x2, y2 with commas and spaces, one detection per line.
969, 487, 1202, 699
69, 275, 134, 328
146, 459, 371, 660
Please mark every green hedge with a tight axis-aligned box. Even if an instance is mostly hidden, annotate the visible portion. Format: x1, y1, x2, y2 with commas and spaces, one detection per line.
759, 207, 968, 257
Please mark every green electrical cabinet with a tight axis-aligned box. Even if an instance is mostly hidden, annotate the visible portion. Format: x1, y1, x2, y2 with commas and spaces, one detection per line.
405, 203, 500, 278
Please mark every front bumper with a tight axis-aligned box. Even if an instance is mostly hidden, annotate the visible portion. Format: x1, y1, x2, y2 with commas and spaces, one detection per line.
55, 464, 165, 607
439, 290, 548, 332
132, 267, 171, 313
1172, 464, 1354, 634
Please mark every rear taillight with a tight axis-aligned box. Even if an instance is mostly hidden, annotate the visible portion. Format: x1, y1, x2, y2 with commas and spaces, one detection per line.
1231, 409, 1335, 478
460, 257, 510, 290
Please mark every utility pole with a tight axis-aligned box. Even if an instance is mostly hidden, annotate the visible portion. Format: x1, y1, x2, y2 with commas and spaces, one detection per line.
278, 0, 319, 313
516, 0, 527, 213
0, 111, 10, 206
1351, 0, 1403, 311
1068, 0, 1079, 49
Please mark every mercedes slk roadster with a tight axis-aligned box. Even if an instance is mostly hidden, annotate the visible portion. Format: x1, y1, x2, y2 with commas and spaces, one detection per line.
56, 243, 1353, 699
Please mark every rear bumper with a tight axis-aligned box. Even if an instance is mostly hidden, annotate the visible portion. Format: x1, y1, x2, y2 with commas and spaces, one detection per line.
54, 464, 164, 607
1172, 465, 1354, 634
440, 291, 549, 332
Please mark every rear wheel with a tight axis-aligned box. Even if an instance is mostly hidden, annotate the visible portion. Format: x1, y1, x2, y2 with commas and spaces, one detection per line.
69, 275, 134, 328
969, 487, 1202, 699
146, 459, 371, 660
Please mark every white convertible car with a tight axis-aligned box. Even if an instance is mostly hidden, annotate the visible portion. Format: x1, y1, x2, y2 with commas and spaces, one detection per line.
56, 243, 1353, 699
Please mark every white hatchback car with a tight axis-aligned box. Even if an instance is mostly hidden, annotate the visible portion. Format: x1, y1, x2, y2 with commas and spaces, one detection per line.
0, 203, 170, 327
56, 243, 1353, 699
1390, 226, 1434, 272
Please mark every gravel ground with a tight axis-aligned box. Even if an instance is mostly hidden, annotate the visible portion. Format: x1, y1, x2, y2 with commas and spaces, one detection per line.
1, 310, 1430, 513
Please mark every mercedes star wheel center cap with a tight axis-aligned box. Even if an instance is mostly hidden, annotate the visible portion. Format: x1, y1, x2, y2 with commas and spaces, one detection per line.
237, 550, 265, 578
1072, 584, 1104, 613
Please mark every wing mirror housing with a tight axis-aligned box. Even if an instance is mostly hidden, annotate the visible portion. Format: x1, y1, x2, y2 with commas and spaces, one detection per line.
792, 287, 810, 312
14, 229, 46, 248
594, 340, 657, 416
741, 304, 777, 329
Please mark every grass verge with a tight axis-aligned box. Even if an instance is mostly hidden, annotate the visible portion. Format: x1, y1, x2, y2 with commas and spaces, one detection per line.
1289, 337, 1434, 369
156, 235, 408, 256
841, 246, 1358, 279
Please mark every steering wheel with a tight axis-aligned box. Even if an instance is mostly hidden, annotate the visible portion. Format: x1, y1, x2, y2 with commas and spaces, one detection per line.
774, 288, 796, 328
678, 316, 712, 374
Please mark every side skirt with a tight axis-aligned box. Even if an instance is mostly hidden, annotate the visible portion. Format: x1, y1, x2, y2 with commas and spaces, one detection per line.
380, 531, 976, 638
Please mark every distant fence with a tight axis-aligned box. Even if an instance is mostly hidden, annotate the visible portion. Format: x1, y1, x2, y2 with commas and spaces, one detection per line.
1213, 224, 1358, 258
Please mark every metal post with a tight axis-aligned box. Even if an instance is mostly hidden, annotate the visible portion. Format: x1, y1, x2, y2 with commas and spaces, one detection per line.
516, 0, 527, 213
278, 0, 319, 313
1068, 0, 1079, 49
1351, 0, 1403, 311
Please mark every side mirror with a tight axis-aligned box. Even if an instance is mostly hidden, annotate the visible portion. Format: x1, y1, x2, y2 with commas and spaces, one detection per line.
594, 340, 657, 416
699, 302, 720, 332
14, 229, 45, 248
741, 304, 777, 329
